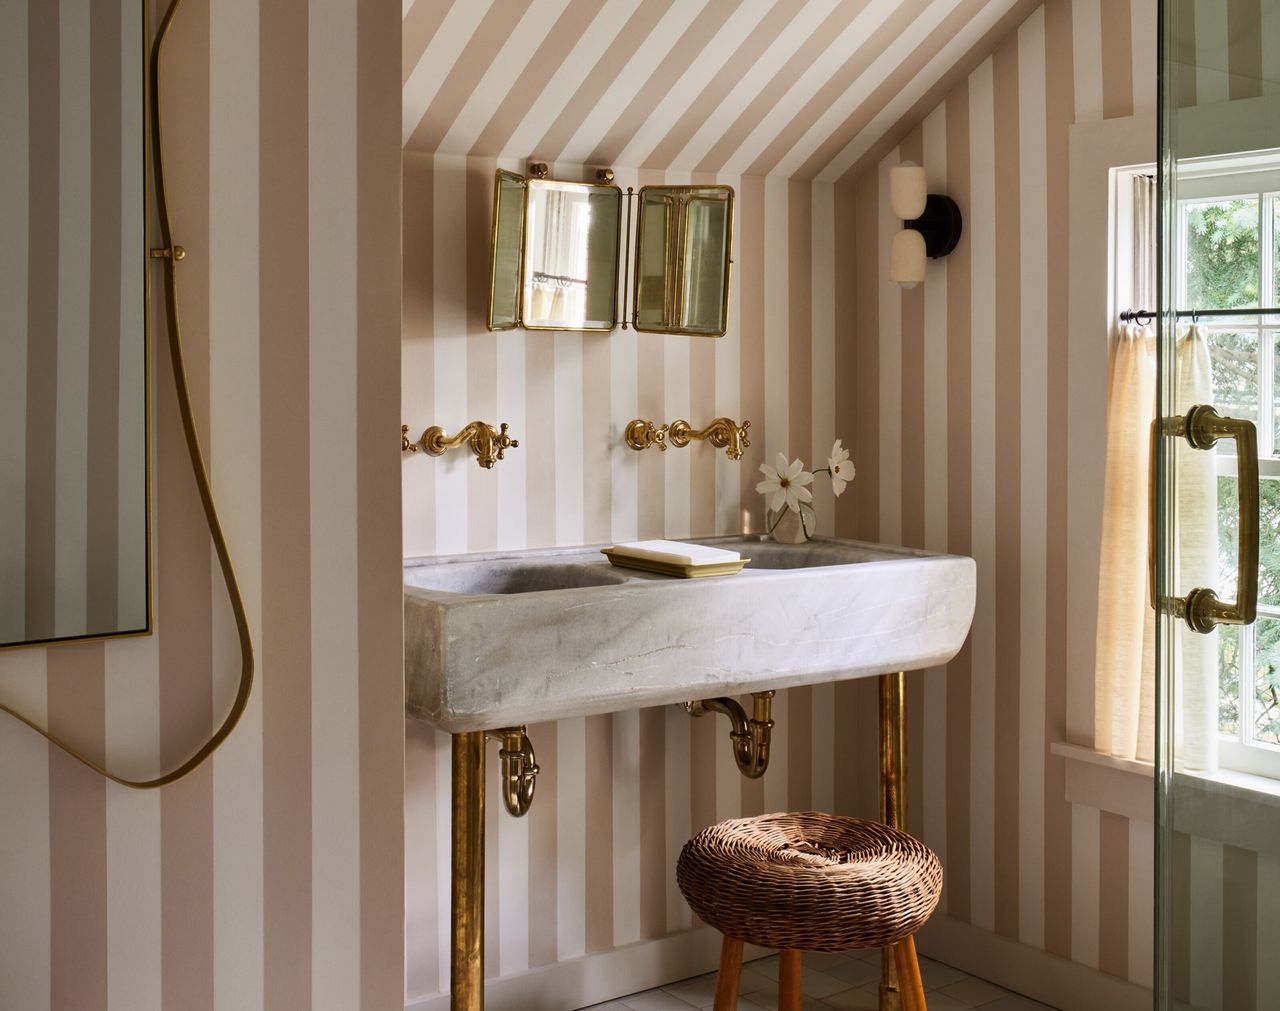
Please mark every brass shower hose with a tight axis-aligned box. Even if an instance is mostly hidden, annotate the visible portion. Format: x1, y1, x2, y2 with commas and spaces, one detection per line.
0, 0, 255, 789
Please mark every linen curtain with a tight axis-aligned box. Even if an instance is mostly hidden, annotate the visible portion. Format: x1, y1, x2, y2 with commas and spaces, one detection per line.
1093, 322, 1158, 761
1094, 174, 1158, 762
1174, 325, 1219, 772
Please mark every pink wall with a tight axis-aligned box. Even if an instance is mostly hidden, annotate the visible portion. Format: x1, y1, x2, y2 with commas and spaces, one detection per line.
0, 0, 405, 1008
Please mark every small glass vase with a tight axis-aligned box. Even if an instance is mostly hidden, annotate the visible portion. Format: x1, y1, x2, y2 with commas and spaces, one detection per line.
765, 503, 813, 544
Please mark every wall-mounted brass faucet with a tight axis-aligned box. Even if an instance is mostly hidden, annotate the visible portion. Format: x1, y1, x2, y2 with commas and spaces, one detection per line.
402, 421, 520, 470
684, 691, 774, 779
624, 416, 751, 461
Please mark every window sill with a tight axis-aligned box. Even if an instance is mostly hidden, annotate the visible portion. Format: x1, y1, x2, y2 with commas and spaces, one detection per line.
1051, 741, 1154, 822
1170, 766, 1280, 853
1052, 741, 1280, 846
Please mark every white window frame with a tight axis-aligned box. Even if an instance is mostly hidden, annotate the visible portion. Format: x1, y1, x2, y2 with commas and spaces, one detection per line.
1176, 152, 1280, 778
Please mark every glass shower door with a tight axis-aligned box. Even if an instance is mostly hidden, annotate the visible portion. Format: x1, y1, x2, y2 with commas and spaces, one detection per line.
1156, 2, 1279, 1008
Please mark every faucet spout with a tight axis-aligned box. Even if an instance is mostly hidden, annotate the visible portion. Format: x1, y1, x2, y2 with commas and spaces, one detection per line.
668, 417, 752, 461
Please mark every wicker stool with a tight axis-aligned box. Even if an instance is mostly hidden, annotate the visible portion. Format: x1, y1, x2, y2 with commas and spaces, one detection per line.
677, 812, 943, 1011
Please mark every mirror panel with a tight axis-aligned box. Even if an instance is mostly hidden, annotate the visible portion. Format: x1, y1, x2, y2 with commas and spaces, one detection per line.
633, 185, 733, 337
521, 179, 621, 331
635, 193, 674, 332
488, 170, 525, 330
1, 0, 150, 648
682, 194, 731, 333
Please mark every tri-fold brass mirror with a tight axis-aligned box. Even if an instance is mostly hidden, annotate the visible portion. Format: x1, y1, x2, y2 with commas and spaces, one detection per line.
487, 166, 734, 337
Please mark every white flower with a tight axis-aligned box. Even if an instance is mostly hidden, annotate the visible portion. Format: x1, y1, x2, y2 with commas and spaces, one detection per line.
827, 439, 855, 497
756, 452, 814, 513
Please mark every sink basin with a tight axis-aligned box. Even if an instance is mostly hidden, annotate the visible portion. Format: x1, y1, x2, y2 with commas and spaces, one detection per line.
404, 559, 630, 595
404, 535, 976, 732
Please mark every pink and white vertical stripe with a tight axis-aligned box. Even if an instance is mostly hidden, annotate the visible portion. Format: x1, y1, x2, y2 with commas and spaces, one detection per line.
0, 1, 404, 1009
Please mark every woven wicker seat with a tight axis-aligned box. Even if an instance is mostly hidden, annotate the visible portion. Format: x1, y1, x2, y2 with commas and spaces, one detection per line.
677, 812, 943, 1011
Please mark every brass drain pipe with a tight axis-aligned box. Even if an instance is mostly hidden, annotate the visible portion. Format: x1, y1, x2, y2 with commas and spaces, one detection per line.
684, 690, 775, 779
485, 726, 539, 817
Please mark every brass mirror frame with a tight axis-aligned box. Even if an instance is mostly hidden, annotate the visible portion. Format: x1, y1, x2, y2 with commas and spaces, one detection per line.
486, 169, 525, 331
486, 169, 624, 333
0, 0, 255, 789
631, 184, 735, 339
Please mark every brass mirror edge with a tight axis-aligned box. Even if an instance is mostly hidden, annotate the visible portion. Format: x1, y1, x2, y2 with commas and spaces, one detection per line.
631, 184, 735, 338
486, 169, 525, 332
0, 0, 256, 790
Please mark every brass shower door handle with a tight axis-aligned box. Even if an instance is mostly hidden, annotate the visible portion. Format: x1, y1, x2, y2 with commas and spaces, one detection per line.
1162, 405, 1259, 634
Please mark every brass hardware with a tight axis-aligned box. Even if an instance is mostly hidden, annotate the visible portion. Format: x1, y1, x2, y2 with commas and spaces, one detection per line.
488, 167, 622, 332
1160, 405, 1259, 633
452, 732, 485, 1011
670, 417, 750, 460
0, 0, 257, 787
684, 690, 774, 779
404, 421, 520, 470
879, 672, 907, 1011
621, 187, 635, 331
632, 184, 735, 338
485, 726, 539, 817
624, 418, 668, 452
148, 244, 186, 260
625, 417, 750, 461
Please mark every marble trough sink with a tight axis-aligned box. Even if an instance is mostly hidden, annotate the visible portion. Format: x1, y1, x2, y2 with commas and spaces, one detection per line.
403, 536, 976, 732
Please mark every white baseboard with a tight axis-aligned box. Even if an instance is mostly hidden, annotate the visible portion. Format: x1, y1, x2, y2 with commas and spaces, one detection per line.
405, 927, 770, 1011
408, 915, 1152, 1011
917, 915, 1152, 1011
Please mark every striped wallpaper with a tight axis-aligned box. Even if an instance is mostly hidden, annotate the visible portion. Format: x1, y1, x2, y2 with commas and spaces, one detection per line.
848, 0, 1162, 998
402, 0, 1044, 180
0, 0, 149, 648
0, 1, 404, 1010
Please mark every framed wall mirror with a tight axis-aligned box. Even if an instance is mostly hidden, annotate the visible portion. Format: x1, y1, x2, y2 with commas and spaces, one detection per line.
486, 168, 734, 337
488, 169, 623, 332
633, 185, 733, 337
0, 0, 151, 649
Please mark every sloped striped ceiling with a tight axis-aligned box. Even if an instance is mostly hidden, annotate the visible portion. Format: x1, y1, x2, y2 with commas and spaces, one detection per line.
403, 0, 1039, 182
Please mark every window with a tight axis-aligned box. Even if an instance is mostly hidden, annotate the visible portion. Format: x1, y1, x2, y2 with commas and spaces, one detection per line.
1177, 154, 1280, 778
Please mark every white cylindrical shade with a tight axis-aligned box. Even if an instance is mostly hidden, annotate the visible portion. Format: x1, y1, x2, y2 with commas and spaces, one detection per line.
889, 164, 927, 220
890, 228, 926, 287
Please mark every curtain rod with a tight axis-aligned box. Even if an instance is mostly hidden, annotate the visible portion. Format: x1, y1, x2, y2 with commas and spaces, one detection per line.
1119, 307, 1280, 322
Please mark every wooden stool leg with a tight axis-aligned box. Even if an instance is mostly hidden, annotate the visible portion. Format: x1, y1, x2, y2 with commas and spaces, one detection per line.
892, 936, 927, 1011
778, 949, 803, 1011
714, 936, 744, 1011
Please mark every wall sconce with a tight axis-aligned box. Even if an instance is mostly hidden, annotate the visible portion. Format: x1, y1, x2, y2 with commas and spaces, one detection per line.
888, 163, 963, 289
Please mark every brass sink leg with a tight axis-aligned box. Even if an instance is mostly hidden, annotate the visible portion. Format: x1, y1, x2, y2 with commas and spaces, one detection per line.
452, 732, 485, 1011
879, 672, 907, 1011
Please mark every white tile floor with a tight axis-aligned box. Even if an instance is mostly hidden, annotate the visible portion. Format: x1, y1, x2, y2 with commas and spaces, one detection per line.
584, 949, 1059, 1011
